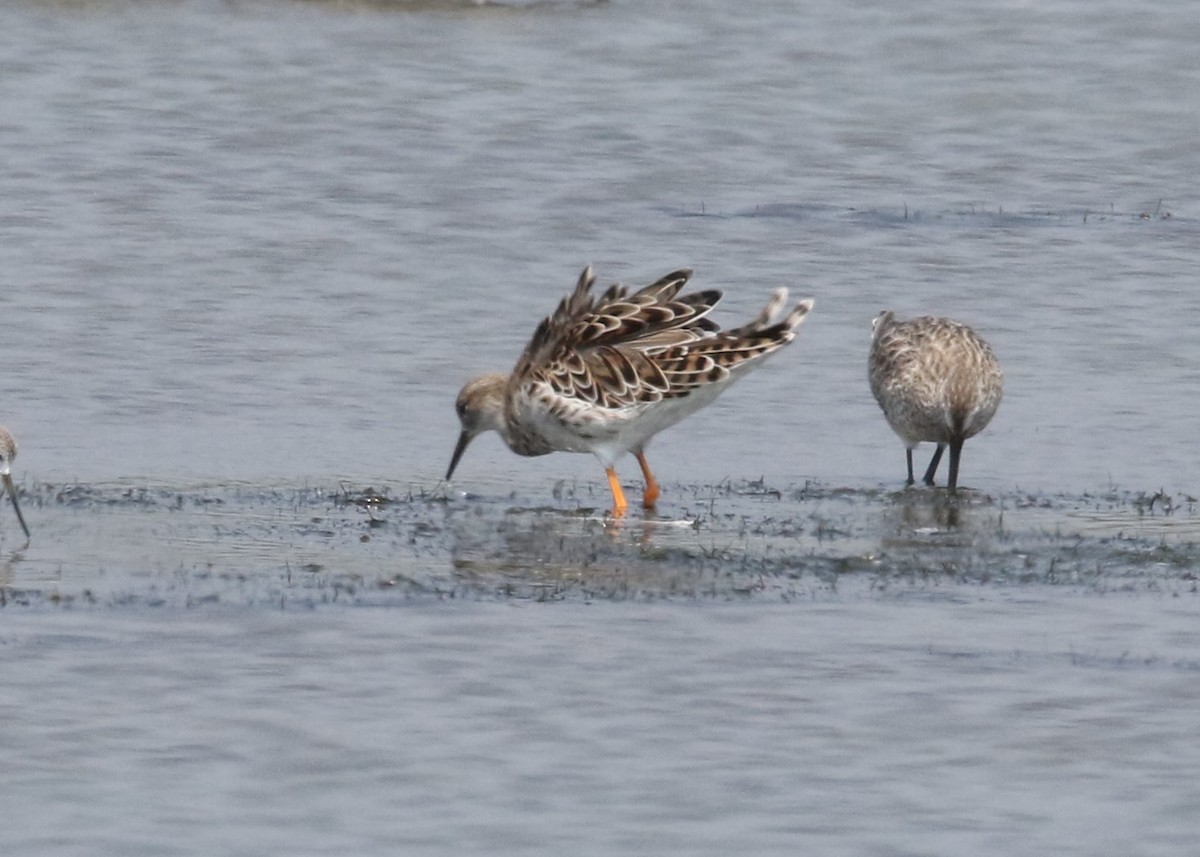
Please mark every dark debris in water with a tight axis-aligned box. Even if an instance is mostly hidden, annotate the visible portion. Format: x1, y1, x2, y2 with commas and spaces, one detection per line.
664, 200, 1187, 229
1, 479, 1199, 609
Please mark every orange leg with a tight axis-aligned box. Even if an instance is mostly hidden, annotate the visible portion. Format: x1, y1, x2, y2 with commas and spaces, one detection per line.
635, 451, 660, 509
605, 466, 629, 517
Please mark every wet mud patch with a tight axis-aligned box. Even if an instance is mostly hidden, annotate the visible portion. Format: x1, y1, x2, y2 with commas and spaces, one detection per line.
0, 479, 1197, 609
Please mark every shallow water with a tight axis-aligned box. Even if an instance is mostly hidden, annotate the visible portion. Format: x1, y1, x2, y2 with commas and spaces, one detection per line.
5, 480, 1200, 855
2, 0, 1199, 493
5, 582, 1200, 856
2, 0, 1200, 853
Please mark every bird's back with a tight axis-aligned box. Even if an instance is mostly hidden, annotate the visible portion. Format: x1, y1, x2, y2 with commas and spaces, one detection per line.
506, 267, 811, 456
870, 313, 1002, 444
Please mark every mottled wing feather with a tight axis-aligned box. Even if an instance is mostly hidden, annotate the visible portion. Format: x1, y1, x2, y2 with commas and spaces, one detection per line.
655, 296, 812, 397
514, 267, 722, 408
656, 327, 793, 397
513, 268, 809, 416
518, 268, 711, 366
569, 278, 719, 349
551, 295, 806, 408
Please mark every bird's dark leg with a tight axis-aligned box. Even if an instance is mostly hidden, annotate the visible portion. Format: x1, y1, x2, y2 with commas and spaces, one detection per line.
947, 438, 964, 493
905, 449, 915, 486
922, 444, 945, 486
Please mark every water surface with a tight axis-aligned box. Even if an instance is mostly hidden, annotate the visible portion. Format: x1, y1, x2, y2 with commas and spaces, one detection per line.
2, 0, 1199, 854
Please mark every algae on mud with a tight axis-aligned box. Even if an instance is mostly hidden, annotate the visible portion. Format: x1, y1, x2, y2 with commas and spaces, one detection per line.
0, 479, 1196, 609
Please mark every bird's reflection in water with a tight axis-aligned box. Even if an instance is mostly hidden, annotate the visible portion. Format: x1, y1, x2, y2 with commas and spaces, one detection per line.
885, 488, 996, 536
0, 545, 28, 604
447, 504, 707, 598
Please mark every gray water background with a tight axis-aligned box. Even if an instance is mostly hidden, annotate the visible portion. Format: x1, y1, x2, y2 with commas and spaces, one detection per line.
2, 0, 1200, 854
2, 0, 1198, 492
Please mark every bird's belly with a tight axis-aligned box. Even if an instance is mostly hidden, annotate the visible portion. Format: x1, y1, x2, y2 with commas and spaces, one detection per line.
508, 386, 723, 466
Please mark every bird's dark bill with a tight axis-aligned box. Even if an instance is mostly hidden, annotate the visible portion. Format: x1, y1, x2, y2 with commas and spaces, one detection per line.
2, 473, 30, 540
445, 431, 473, 481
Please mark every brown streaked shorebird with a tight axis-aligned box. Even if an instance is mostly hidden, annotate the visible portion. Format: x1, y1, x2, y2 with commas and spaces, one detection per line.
0, 426, 30, 540
868, 311, 1003, 492
446, 266, 814, 516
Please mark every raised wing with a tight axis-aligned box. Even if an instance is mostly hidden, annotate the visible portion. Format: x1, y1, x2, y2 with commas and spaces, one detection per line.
512, 267, 724, 409
654, 292, 813, 398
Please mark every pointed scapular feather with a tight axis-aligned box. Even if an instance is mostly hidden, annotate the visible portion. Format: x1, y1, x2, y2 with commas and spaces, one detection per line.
512, 266, 812, 415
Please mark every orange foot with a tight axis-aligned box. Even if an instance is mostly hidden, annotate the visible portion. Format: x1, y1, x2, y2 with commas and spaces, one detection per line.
635, 451, 660, 510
